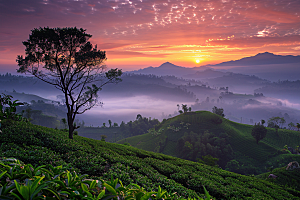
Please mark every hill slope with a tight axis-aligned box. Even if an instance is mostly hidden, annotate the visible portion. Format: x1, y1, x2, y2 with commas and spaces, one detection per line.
1, 119, 300, 199
117, 111, 300, 174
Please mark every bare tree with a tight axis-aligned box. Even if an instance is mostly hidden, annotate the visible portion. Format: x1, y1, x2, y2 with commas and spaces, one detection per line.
17, 27, 122, 139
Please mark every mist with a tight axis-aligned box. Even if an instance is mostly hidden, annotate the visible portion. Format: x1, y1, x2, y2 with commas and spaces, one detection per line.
79, 95, 194, 126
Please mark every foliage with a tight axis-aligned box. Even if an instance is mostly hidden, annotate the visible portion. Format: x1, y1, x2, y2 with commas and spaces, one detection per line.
212, 106, 225, 117
119, 114, 160, 137
288, 122, 295, 130
1, 119, 300, 199
198, 155, 219, 167
256, 166, 300, 191
177, 131, 233, 167
251, 123, 268, 144
297, 123, 300, 131
0, 94, 25, 121
17, 27, 122, 139
1, 158, 206, 200
16, 100, 68, 129
178, 104, 192, 113
268, 117, 286, 129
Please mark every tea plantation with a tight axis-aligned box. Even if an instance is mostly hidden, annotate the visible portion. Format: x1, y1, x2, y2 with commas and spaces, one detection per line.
118, 111, 300, 174
1, 119, 300, 199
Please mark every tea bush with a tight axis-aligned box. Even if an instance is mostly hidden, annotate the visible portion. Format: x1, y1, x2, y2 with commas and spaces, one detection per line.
1, 158, 208, 199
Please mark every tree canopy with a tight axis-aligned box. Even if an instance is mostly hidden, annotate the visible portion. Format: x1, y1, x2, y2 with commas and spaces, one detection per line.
17, 27, 122, 139
212, 106, 225, 117
251, 123, 267, 144
267, 117, 286, 129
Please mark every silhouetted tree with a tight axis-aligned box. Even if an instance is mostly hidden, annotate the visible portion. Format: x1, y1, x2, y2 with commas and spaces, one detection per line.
261, 119, 265, 125
288, 122, 295, 130
212, 106, 225, 117
297, 123, 300, 131
108, 119, 112, 128
182, 104, 188, 113
136, 114, 142, 120
251, 123, 267, 144
268, 117, 286, 129
17, 27, 122, 139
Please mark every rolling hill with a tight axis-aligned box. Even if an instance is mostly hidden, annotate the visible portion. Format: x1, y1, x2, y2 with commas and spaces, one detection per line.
117, 111, 300, 175
1, 119, 300, 199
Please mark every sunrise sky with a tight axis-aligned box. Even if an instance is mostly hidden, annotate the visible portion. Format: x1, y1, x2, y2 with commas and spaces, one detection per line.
0, 0, 300, 73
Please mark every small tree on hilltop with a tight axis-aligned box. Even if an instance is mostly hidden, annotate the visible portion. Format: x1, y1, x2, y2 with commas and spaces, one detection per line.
288, 122, 295, 130
17, 27, 122, 139
251, 123, 267, 144
297, 123, 300, 131
268, 116, 285, 135
268, 117, 286, 129
182, 104, 188, 113
178, 104, 191, 114
212, 106, 225, 117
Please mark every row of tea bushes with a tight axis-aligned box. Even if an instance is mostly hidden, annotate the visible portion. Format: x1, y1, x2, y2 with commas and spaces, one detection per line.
1, 119, 300, 199
1, 158, 210, 199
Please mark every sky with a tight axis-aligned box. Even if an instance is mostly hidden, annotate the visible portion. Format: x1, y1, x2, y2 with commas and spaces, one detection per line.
0, 0, 300, 73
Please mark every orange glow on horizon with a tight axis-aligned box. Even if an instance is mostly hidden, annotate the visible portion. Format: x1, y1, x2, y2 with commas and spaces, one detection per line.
1, 0, 300, 73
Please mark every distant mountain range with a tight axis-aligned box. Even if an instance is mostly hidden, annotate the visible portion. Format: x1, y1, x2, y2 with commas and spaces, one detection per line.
130, 52, 300, 81
212, 52, 300, 66
213, 52, 300, 81
130, 62, 209, 77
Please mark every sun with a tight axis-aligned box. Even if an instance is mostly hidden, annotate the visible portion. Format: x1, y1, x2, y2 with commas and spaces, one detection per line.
196, 59, 200, 64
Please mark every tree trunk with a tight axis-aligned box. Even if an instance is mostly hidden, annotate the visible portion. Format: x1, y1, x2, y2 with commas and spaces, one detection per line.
67, 112, 74, 139
68, 125, 74, 139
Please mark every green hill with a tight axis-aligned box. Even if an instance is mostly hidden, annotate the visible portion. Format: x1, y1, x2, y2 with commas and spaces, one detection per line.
117, 111, 300, 174
1, 119, 300, 199
257, 165, 300, 191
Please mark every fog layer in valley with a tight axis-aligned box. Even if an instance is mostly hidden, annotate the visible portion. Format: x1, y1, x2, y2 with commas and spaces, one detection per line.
80, 95, 194, 126
1, 52, 300, 128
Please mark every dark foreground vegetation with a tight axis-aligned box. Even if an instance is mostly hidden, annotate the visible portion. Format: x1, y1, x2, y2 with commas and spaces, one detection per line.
1, 120, 300, 199
1, 158, 210, 200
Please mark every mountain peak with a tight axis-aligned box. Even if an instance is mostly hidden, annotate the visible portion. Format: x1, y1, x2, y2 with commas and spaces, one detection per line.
257, 52, 274, 55
159, 62, 179, 68
255, 52, 276, 57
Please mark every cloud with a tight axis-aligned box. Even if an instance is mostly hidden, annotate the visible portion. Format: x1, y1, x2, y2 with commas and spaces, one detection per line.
1, 0, 300, 68
208, 35, 300, 48
107, 51, 169, 58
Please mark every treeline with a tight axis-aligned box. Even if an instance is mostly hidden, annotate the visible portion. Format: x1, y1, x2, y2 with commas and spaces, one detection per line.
16, 100, 67, 129
177, 131, 233, 168
120, 114, 160, 137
